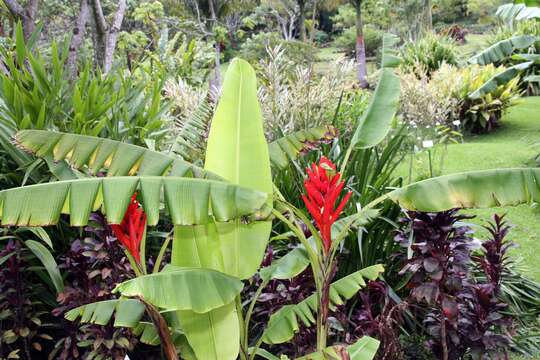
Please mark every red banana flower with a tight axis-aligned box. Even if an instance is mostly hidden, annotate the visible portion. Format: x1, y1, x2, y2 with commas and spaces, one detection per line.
301, 157, 352, 254
111, 193, 146, 264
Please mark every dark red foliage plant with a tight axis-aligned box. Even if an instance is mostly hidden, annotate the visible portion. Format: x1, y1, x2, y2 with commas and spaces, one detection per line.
395, 210, 513, 360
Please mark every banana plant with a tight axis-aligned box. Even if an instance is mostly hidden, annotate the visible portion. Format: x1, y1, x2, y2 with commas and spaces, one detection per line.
4, 49, 540, 360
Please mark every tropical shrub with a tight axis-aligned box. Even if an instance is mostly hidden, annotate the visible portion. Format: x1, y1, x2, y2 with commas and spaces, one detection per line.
400, 33, 459, 75
395, 211, 513, 359
257, 46, 355, 139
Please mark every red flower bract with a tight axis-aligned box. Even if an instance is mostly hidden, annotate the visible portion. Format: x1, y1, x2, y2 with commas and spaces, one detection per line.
301, 156, 352, 254
111, 193, 146, 264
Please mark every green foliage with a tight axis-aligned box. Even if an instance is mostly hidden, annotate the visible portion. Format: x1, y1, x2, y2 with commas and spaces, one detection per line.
240, 32, 317, 65
0, 32, 169, 148
400, 32, 459, 75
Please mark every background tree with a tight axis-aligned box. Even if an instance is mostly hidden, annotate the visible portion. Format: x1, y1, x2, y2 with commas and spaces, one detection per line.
2, 0, 39, 40
90, 0, 127, 74
352, 0, 368, 88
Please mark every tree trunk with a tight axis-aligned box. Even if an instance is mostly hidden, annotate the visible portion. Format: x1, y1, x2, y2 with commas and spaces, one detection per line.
309, 0, 318, 42
354, 0, 368, 89
103, 0, 126, 73
67, 0, 90, 77
3, 0, 39, 40
298, 0, 306, 42
425, 0, 433, 31
90, 0, 126, 74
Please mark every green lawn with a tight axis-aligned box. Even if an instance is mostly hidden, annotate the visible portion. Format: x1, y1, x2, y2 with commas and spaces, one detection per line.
403, 97, 540, 281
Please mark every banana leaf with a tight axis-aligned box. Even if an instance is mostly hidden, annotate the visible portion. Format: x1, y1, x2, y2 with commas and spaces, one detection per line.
296, 336, 380, 360
114, 266, 243, 314
388, 168, 540, 212
268, 126, 338, 169
65, 298, 146, 327
469, 35, 537, 65
468, 61, 533, 99
348, 34, 401, 150
0, 176, 268, 226
262, 265, 384, 344
174, 58, 273, 360
14, 130, 220, 179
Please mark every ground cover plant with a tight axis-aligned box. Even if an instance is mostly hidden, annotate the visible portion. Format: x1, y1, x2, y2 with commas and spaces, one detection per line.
1, 1, 540, 359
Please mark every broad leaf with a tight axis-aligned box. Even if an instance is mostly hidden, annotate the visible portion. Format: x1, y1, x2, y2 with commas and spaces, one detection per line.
175, 58, 273, 360
0, 176, 268, 226
25, 240, 64, 294
348, 34, 401, 150
389, 168, 540, 212
469, 35, 537, 65
381, 33, 401, 68
65, 298, 146, 327
268, 126, 338, 169
172, 221, 272, 280
496, 3, 540, 25
114, 266, 243, 314
262, 265, 384, 344
177, 303, 240, 360
296, 336, 380, 360
469, 62, 532, 99
14, 130, 220, 179
259, 247, 310, 282
204, 57, 273, 196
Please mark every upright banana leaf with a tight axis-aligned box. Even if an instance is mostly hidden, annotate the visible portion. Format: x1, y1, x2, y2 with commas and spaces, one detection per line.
14, 130, 219, 179
262, 265, 384, 344
0, 177, 268, 226
469, 62, 533, 99
468, 35, 537, 65
173, 58, 273, 360
268, 126, 338, 169
348, 34, 400, 150
388, 168, 540, 212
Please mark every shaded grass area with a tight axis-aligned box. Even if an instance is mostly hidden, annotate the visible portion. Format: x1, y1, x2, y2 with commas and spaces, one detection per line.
402, 97, 540, 282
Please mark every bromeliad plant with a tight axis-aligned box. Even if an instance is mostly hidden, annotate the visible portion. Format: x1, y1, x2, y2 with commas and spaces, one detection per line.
4, 36, 540, 359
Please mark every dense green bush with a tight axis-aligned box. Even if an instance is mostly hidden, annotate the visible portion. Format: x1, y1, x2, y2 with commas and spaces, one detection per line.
400, 33, 459, 75
334, 25, 383, 58
240, 32, 317, 65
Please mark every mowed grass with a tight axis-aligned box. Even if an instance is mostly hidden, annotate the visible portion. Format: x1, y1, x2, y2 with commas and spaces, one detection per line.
403, 97, 540, 282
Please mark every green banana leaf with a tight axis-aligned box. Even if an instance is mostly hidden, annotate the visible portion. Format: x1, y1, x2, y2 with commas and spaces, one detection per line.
172, 221, 272, 280
114, 266, 243, 313
175, 58, 273, 360
176, 303, 240, 360
0, 176, 268, 227
469, 61, 533, 99
262, 265, 384, 344
388, 168, 540, 212
259, 247, 310, 282
268, 126, 338, 169
25, 240, 64, 294
348, 34, 401, 150
496, 3, 540, 25
381, 33, 401, 68
468, 35, 537, 65
65, 298, 146, 327
204, 57, 273, 197
296, 336, 380, 360
14, 130, 219, 180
